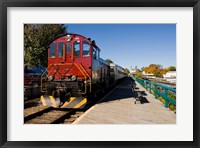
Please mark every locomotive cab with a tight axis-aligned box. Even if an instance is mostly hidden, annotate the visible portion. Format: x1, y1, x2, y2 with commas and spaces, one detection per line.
47, 34, 92, 81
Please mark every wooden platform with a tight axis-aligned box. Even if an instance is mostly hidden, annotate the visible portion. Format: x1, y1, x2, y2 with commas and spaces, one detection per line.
73, 78, 176, 124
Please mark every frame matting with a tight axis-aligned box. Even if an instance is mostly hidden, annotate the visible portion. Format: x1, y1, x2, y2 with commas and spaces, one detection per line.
0, 0, 199, 148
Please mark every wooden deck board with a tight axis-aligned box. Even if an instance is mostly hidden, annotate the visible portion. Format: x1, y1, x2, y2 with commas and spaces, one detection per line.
73, 78, 176, 124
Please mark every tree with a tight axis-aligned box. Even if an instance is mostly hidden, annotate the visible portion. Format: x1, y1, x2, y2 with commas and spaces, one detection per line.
105, 59, 113, 63
24, 24, 67, 67
153, 71, 162, 77
141, 67, 145, 72
160, 68, 169, 75
168, 66, 176, 71
149, 64, 157, 67
142, 64, 165, 77
143, 64, 161, 74
136, 72, 142, 78
124, 68, 130, 74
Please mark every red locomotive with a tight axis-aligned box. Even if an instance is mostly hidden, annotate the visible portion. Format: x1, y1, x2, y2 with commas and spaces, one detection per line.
40, 33, 126, 109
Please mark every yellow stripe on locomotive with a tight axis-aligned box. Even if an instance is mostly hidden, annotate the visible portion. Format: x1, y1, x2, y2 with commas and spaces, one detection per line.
40, 95, 87, 109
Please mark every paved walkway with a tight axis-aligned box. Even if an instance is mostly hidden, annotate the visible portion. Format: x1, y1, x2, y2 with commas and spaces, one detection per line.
73, 78, 176, 124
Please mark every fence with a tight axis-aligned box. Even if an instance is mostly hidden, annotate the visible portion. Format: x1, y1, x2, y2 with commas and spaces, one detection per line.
132, 76, 176, 109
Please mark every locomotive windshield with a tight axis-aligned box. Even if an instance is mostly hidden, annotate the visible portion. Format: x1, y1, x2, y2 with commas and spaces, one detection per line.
50, 43, 56, 58
74, 41, 80, 57
83, 40, 90, 57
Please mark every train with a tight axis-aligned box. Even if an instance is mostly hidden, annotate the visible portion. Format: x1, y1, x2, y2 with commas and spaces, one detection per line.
40, 33, 127, 109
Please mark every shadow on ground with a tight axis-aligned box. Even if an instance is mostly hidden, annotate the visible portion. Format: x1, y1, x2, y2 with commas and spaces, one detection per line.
98, 77, 150, 104
133, 90, 150, 104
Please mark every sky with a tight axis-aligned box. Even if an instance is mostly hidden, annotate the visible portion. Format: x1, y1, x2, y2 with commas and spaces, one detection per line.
65, 24, 176, 70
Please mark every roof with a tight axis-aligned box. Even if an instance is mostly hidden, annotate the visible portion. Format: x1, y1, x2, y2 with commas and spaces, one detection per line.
99, 58, 110, 66
49, 33, 100, 50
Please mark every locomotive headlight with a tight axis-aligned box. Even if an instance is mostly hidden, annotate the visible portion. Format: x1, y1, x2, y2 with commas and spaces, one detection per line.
71, 75, 77, 81
84, 80, 90, 84
66, 35, 72, 41
48, 76, 54, 81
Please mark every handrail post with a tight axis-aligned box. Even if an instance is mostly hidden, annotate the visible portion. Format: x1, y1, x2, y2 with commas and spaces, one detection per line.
164, 88, 169, 108
143, 80, 145, 88
149, 83, 152, 94
154, 84, 158, 99
145, 81, 147, 90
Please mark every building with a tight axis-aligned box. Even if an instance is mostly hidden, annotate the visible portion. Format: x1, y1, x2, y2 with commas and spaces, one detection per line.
142, 71, 156, 79
163, 71, 176, 83
130, 66, 138, 75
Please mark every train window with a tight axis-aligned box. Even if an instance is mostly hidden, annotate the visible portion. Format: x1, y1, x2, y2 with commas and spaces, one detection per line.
96, 50, 99, 59
93, 46, 100, 60
66, 44, 72, 53
93, 47, 97, 59
83, 41, 90, 57
74, 41, 80, 57
58, 42, 64, 58
110, 68, 114, 72
49, 43, 56, 58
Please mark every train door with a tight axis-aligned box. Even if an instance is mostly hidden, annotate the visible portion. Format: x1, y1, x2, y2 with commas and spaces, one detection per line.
66, 43, 73, 63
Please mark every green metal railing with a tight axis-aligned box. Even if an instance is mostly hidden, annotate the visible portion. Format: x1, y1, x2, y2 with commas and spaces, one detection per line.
132, 76, 176, 109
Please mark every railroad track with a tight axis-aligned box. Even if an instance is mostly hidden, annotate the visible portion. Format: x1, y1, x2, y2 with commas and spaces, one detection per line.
24, 88, 112, 124
24, 98, 41, 109
24, 106, 84, 124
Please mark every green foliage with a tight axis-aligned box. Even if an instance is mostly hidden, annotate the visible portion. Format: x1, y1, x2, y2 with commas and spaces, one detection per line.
168, 66, 176, 71
143, 64, 161, 75
158, 96, 176, 111
169, 103, 176, 112
153, 71, 162, 78
142, 64, 176, 78
149, 64, 162, 68
136, 72, 143, 78
168, 91, 176, 100
105, 59, 113, 63
158, 96, 165, 104
24, 24, 67, 67
124, 68, 130, 74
